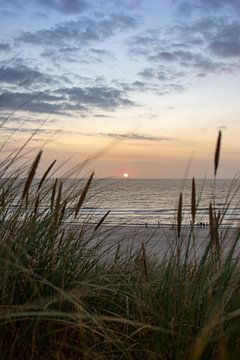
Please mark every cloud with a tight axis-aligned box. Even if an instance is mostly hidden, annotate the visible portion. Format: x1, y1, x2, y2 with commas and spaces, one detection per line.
56, 86, 134, 109
218, 125, 227, 130
102, 0, 142, 8
210, 41, 240, 57
0, 85, 134, 115
112, 77, 184, 96
127, 14, 240, 92
137, 67, 186, 95
209, 23, 240, 58
0, 43, 11, 52
88, 48, 114, 61
93, 114, 113, 118
17, 13, 138, 49
1, 127, 170, 142
199, 0, 240, 12
172, 18, 240, 60
175, 1, 193, 17
99, 132, 172, 142
1, 0, 89, 14
41, 46, 114, 65
2, 0, 239, 110
34, 0, 89, 14
174, 0, 240, 16
0, 92, 69, 115
146, 50, 235, 76
0, 127, 60, 135
0, 65, 52, 86
126, 29, 162, 55
149, 51, 177, 62
139, 67, 186, 82
138, 68, 155, 80
0, 10, 16, 17
32, 11, 49, 19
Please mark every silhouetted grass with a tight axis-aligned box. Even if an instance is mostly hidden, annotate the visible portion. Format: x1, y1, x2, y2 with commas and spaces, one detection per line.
0, 133, 240, 359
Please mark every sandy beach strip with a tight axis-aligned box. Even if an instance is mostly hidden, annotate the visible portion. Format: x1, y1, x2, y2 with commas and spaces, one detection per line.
72, 223, 240, 261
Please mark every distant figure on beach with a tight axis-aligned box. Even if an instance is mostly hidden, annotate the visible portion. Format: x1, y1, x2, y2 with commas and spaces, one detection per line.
145, 222, 148, 228
196, 222, 209, 228
158, 221, 160, 228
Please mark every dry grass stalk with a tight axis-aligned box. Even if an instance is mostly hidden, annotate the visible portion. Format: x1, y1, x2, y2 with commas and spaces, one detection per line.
59, 200, 67, 223
114, 243, 121, 265
34, 193, 40, 217
1, 189, 5, 210
93, 210, 111, 233
74, 172, 94, 219
141, 242, 149, 283
209, 202, 214, 239
191, 177, 196, 224
217, 332, 229, 360
177, 193, 183, 238
37, 159, 56, 192
52, 181, 62, 230
50, 179, 58, 212
55, 182, 62, 215
55, 182, 62, 211
214, 130, 222, 177
22, 150, 42, 202
191, 306, 222, 360
209, 202, 220, 255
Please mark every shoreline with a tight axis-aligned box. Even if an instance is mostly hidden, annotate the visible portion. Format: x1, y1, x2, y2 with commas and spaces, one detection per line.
67, 219, 239, 229
68, 222, 240, 261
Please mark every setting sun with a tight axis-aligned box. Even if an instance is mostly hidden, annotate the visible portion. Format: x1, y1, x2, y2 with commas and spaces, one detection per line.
123, 173, 129, 178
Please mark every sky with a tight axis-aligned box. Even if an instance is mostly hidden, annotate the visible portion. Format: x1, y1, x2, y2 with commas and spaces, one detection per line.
0, 0, 240, 178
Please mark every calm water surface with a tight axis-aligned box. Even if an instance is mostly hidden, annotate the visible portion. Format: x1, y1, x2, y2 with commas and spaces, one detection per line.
4, 178, 239, 227
78, 178, 240, 227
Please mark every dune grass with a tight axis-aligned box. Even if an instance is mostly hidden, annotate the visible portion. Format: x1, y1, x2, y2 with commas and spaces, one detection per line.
0, 132, 240, 359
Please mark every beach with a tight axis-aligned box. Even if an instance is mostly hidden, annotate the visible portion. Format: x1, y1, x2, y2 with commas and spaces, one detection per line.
80, 223, 240, 261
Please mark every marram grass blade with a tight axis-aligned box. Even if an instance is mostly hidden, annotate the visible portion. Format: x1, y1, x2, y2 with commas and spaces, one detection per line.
54, 181, 62, 222
74, 172, 94, 219
22, 150, 42, 200
34, 193, 40, 216
50, 178, 58, 211
177, 192, 182, 238
191, 177, 196, 224
93, 210, 111, 233
37, 159, 56, 192
214, 130, 222, 177
141, 241, 149, 282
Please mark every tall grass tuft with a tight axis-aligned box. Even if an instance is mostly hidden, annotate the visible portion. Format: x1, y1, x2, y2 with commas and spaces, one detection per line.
0, 131, 240, 359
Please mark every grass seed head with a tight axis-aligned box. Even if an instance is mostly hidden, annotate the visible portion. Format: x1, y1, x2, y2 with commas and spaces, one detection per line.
22, 150, 43, 203
214, 130, 222, 177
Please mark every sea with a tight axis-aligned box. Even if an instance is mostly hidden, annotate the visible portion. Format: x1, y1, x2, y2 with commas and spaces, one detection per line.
3, 178, 240, 227
75, 178, 240, 228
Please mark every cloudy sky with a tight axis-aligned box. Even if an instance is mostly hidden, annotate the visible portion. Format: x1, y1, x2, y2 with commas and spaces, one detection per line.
0, 0, 240, 178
